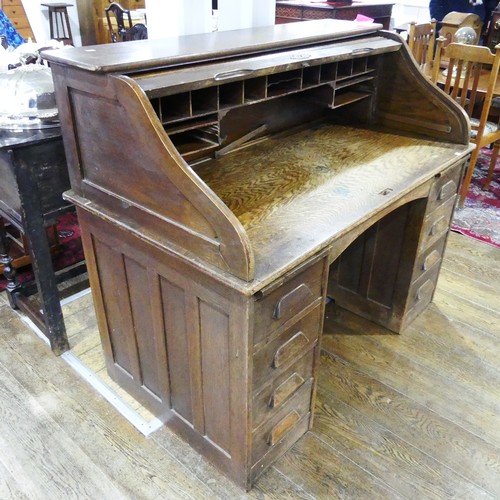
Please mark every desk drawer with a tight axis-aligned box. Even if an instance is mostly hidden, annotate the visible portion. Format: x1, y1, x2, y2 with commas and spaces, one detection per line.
405, 263, 441, 324
426, 162, 462, 213
418, 196, 456, 253
254, 260, 324, 346
253, 350, 315, 431
1, 0, 23, 6
412, 235, 447, 284
251, 385, 312, 465
253, 305, 322, 390
250, 412, 311, 483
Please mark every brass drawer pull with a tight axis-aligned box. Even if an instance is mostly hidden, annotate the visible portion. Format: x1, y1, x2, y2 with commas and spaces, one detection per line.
273, 283, 313, 320
268, 410, 301, 446
273, 332, 309, 368
429, 215, 447, 237
438, 180, 457, 201
269, 372, 305, 408
422, 249, 440, 271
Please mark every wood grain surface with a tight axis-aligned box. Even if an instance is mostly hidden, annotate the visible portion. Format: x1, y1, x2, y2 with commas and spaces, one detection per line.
196, 123, 470, 280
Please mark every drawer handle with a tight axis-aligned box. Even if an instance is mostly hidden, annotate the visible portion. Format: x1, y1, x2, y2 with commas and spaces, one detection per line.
269, 372, 305, 408
416, 280, 434, 302
268, 410, 301, 446
422, 249, 440, 271
273, 332, 309, 368
214, 69, 254, 81
273, 283, 313, 320
429, 215, 447, 237
438, 180, 457, 201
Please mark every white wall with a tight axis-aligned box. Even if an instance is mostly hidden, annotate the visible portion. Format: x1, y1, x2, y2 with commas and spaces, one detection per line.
217, 0, 275, 31
24, 0, 82, 46
145, 0, 212, 39
145, 0, 275, 39
391, 0, 431, 28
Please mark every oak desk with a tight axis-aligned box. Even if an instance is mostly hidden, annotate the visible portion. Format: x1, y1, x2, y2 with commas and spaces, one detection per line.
44, 21, 472, 489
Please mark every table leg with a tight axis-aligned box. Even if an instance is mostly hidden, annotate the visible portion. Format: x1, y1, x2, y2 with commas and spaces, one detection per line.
11, 151, 69, 355
0, 217, 22, 309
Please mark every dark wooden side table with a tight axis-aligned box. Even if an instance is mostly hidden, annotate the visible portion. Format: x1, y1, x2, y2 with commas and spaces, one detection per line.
41, 3, 74, 45
0, 128, 85, 355
275, 1, 394, 29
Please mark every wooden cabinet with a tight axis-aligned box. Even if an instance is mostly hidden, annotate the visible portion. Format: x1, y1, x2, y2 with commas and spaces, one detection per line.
276, 1, 394, 29
43, 20, 473, 489
0, 0, 35, 41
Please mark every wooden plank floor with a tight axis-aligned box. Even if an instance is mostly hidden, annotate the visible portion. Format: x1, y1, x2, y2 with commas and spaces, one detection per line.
0, 231, 499, 499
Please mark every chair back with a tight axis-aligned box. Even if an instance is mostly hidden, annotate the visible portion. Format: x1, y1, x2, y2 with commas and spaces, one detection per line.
433, 41, 500, 205
408, 19, 437, 69
437, 42, 500, 145
105, 2, 133, 43
122, 23, 148, 41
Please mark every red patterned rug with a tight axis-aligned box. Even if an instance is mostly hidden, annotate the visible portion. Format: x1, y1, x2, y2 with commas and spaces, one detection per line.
0, 212, 84, 292
451, 147, 500, 249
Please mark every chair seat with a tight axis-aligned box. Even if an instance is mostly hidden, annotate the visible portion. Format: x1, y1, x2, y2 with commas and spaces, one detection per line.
491, 96, 500, 109
470, 118, 499, 139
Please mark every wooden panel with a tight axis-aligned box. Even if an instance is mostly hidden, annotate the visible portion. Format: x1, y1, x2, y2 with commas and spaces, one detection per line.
68, 89, 216, 237
124, 256, 162, 400
199, 300, 231, 453
93, 239, 138, 378
329, 203, 410, 317
160, 278, 193, 423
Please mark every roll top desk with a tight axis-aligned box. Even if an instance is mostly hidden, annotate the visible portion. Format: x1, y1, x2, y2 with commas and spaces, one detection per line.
44, 20, 472, 489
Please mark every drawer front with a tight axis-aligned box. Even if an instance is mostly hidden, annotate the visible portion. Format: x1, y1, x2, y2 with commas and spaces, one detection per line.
1, 0, 23, 6
253, 350, 315, 431
253, 305, 322, 390
426, 162, 462, 213
405, 263, 441, 324
418, 196, 456, 253
3, 6, 23, 19
254, 260, 324, 346
412, 235, 447, 284
251, 412, 311, 483
251, 384, 312, 465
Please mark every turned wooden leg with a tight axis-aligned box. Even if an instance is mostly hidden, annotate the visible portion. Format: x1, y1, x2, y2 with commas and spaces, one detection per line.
0, 217, 22, 309
458, 146, 480, 207
484, 142, 499, 190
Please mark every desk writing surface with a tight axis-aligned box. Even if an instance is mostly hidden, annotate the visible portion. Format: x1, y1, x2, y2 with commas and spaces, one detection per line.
194, 123, 471, 280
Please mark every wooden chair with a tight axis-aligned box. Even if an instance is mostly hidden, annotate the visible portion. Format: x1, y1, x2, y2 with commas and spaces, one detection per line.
432, 42, 500, 206
407, 19, 438, 70
105, 2, 132, 43
122, 23, 148, 41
